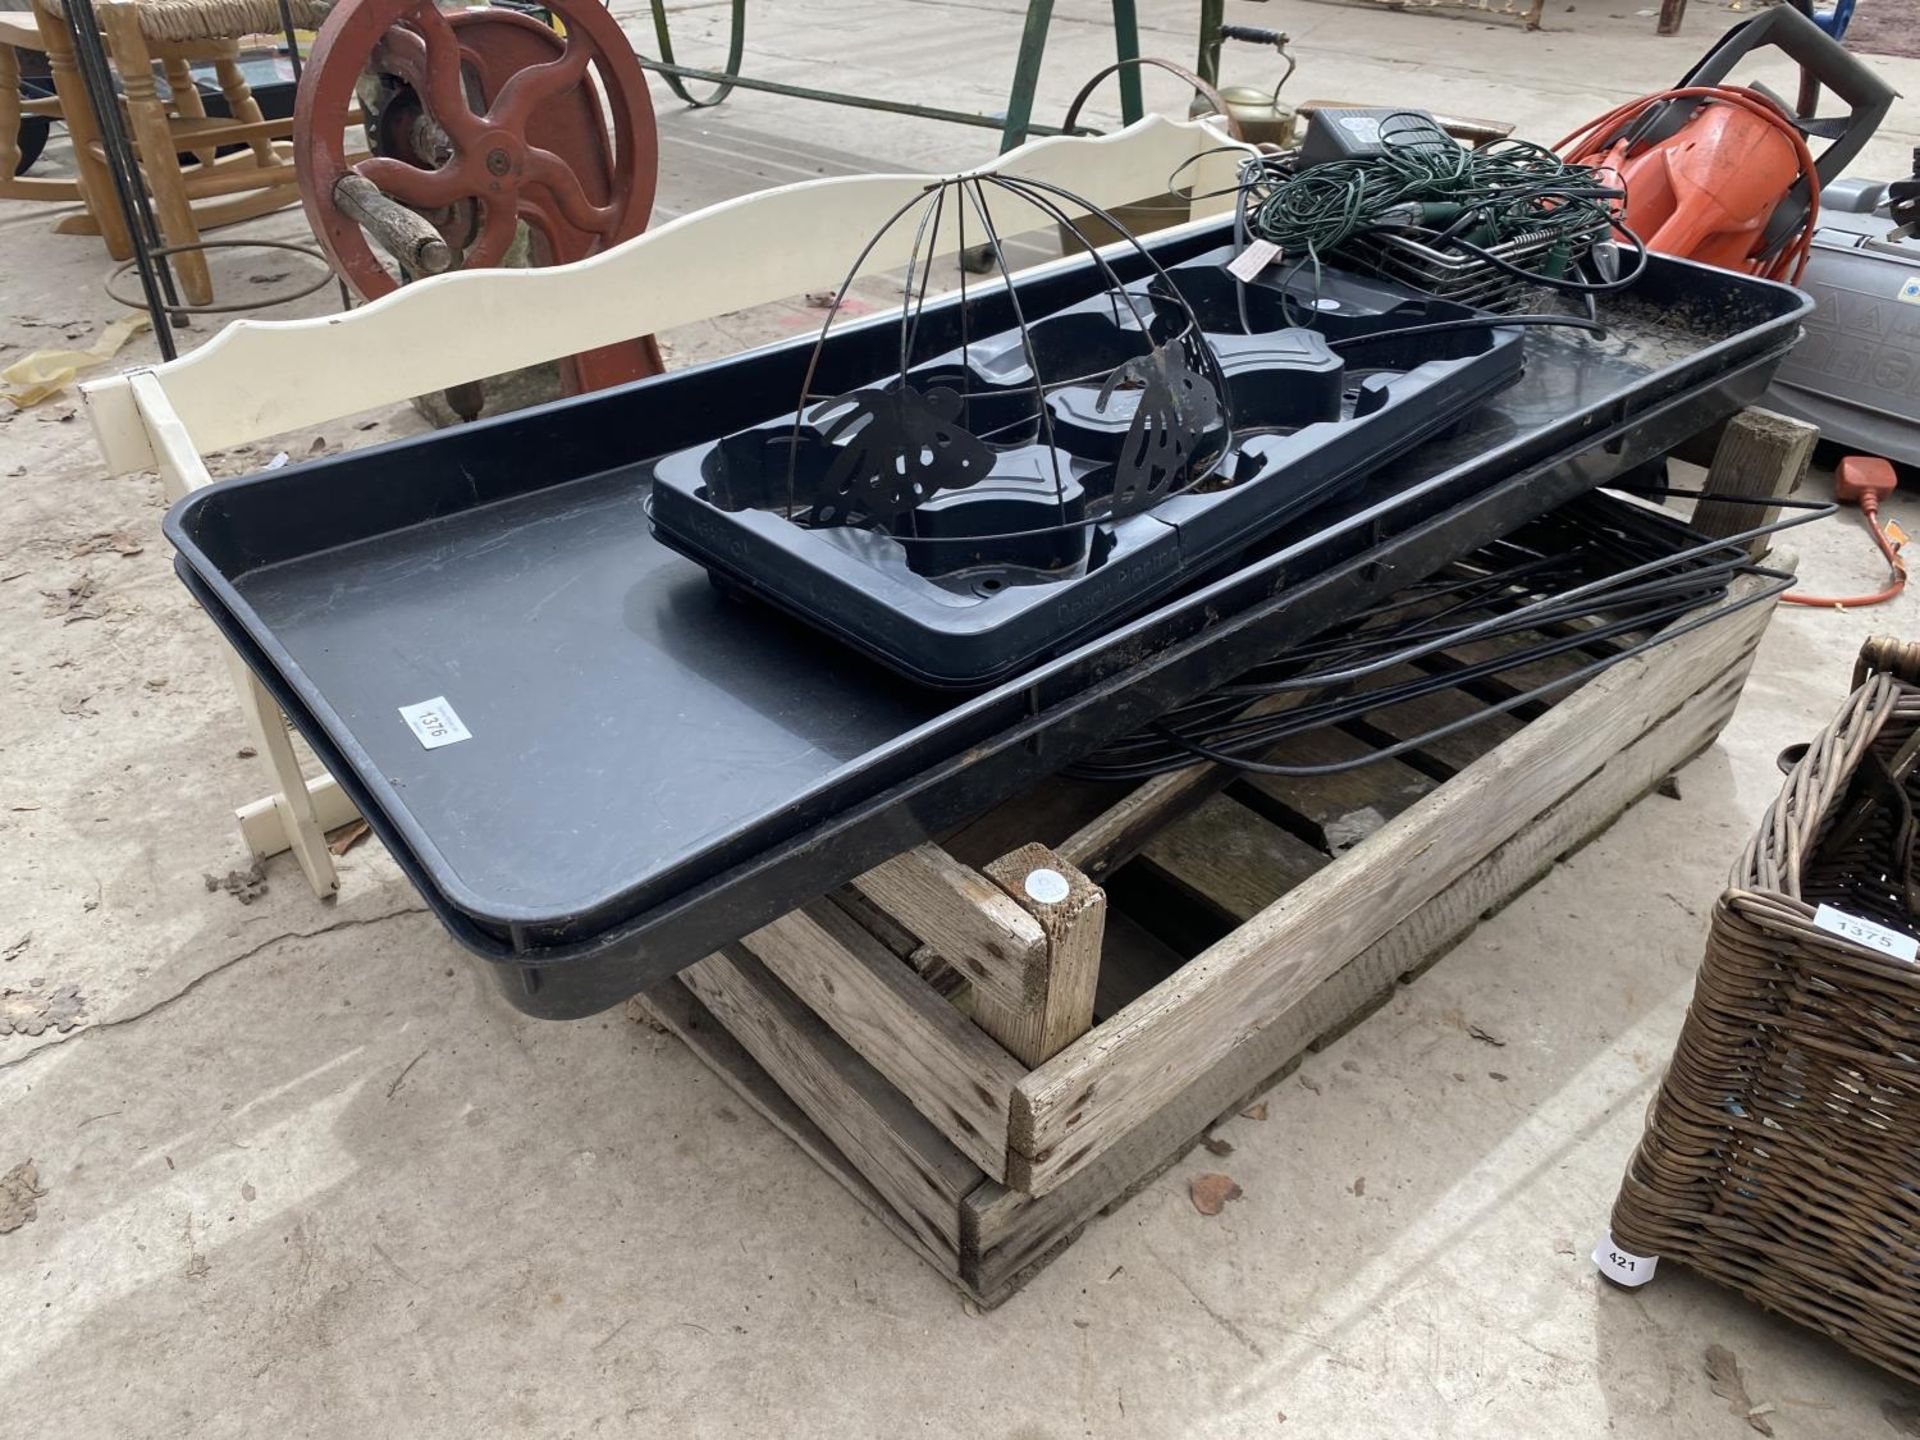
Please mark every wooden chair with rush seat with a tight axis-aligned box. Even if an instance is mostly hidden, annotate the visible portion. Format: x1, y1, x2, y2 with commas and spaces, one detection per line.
1, 7, 77, 200
25, 0, 329, 305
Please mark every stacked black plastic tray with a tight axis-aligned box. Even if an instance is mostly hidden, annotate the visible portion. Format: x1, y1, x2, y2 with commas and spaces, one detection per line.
165, 220, 1808, 1016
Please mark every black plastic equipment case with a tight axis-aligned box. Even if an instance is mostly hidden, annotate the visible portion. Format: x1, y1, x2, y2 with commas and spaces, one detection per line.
165, 221, 1809, 1019
647, 251, 1526, 687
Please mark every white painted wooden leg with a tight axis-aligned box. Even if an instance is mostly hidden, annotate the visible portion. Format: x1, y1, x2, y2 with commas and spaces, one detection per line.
116, 372, 343, 898
236, 773, 359, 862
228, 658, 338, 897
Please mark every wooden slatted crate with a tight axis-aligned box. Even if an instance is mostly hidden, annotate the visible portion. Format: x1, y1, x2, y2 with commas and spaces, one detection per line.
633, 410, 1813, 1305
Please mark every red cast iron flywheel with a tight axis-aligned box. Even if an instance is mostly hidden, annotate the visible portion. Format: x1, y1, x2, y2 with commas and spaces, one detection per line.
295, 0, 663, 391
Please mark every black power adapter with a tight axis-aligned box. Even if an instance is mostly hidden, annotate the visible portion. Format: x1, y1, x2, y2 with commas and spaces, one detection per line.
1299, 108, 1456, 168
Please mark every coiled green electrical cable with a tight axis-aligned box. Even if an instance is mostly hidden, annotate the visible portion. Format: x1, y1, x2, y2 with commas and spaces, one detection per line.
1238, 113, 1645, 296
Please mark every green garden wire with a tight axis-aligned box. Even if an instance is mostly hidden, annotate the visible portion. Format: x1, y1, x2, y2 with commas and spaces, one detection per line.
1235, 114, 1647, 309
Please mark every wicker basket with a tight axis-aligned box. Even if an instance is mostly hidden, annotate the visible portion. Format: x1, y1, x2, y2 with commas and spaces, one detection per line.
1609, 635, 1920, 1383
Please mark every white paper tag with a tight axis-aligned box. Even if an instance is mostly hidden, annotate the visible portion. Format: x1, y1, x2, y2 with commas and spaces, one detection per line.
1813, 903, 1919, 963
398, 696, 472, 750
1591, 1231, 1658, 1287
1227, 239, 1281, 283
1898, 276, 1920, 306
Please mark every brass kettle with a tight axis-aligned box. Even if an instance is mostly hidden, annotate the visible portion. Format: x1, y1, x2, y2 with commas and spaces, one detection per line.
1189, 28, 1298, 148
1193, 85, 1296, 148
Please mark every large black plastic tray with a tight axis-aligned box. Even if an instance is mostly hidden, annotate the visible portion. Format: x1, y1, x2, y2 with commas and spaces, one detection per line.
166, 225, 1809, 1018
648, 252, 1526, 686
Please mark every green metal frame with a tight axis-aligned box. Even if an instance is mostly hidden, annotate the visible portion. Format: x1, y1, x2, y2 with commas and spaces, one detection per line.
640, 0, 1144, 153
1195, 0, 1226, 85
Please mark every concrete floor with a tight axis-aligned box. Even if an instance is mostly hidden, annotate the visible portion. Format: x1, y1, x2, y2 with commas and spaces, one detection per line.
5, 1, 1920, 1435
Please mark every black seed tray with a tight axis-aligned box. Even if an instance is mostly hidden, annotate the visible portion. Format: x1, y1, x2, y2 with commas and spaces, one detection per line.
163, 224, 1808, 1018
647, 249, 1527, 687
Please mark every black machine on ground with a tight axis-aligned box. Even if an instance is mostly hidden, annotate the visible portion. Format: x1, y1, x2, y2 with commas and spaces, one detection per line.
1766, 158, 1920, 466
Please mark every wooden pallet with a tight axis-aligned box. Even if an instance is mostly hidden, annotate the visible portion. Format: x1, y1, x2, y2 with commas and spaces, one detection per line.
633, 410, 1814, 1305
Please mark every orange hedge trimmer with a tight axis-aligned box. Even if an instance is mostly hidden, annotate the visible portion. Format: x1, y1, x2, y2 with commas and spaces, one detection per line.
1561, 8, 1906, 608
1557, 7, 1895, 284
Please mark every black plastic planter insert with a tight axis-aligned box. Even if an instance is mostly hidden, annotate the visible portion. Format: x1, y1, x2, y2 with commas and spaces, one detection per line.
648, 249, 1526, 687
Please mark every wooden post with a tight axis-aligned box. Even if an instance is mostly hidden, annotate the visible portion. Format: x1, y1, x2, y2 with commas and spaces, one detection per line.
31, 0, 132, 255
973, 844, 1105, 1068
100, 0, 213, 306
160, 54, 216, 167
739, 900, 1024, 1179
1656, 0, 1687, 35
848, 844, 1048, 1011
1690, 406, 1817, 560
677, 947, 983, 1263
0, 35, 23, 182
208, 41, 278, 166
634, 975, 976, 1278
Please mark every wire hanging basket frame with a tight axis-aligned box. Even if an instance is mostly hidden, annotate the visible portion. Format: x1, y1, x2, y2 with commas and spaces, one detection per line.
774, 171, 1238, 555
